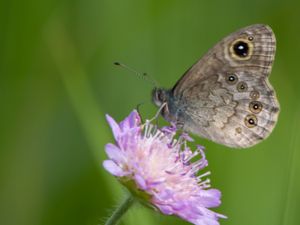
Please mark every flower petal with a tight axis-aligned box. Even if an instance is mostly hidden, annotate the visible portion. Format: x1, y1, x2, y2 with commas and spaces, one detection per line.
103, 160, 126, 177
106, 114, 121, 140
157, 205, 173, 215
134, 174, 147, 190
105, 143, 125, 163
195, 217, 220, 225
119, 110, 141, 131
197, 189, 222, 208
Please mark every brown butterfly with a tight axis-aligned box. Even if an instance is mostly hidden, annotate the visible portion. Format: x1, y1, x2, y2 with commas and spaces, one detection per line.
152, 24, 279, 148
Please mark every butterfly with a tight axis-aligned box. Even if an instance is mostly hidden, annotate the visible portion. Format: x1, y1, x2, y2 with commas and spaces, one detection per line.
152, 24, 279, 148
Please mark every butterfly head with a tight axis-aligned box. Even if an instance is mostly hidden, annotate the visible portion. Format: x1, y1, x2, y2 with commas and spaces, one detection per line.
152, 88, 176, 122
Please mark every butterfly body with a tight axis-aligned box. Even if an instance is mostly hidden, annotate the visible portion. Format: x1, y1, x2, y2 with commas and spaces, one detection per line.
152, 24, 279, 148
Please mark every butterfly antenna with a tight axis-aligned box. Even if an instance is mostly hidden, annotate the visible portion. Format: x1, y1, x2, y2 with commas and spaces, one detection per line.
114, 62, 158, 87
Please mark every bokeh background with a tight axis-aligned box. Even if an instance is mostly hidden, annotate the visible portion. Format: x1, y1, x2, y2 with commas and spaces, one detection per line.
1, 0, 300, 225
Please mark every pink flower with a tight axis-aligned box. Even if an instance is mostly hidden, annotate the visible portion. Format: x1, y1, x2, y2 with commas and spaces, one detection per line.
103, 110, 226, 225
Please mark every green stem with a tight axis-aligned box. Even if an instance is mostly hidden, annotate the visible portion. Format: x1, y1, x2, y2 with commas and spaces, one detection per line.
105, 196, 135, 225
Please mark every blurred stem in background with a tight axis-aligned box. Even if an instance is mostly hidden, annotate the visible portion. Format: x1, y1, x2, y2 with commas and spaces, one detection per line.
45, 13, 155, 225
282, 106, 300, 225
45, 15, 108, 166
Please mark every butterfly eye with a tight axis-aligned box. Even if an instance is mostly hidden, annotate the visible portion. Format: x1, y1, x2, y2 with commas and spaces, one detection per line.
237, 81, 248, 92
152, 88, 167, 107
244, 114, 257, 128
250, 90, 260, 100
226, 74, 238, 84
249, 101, 263, 114
157, 89, 166, 102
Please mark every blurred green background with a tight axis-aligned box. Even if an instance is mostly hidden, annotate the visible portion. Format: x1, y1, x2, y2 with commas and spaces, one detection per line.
1, 0, 300, 225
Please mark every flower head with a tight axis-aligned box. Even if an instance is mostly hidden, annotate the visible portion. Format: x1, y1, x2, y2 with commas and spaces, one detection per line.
103, 110, 226, 225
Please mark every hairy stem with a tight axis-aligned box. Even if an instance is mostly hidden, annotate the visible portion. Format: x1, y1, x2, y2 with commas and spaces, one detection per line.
105, 196, 135, 225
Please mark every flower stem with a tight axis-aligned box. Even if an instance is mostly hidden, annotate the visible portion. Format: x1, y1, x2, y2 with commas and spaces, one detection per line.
105, 195, 135, 225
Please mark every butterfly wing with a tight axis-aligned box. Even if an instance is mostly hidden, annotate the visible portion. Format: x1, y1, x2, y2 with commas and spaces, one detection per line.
170, 24, 279, 148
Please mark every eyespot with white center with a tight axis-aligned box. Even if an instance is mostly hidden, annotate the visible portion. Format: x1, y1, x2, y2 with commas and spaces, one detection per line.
244, 114, 257, 128
229, 38, 254, 60
233, 41, 249, 57
250, 90, 260, 100
237, 81, 248, 92
249, 101, 263, 114
225, 73, 238, 85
